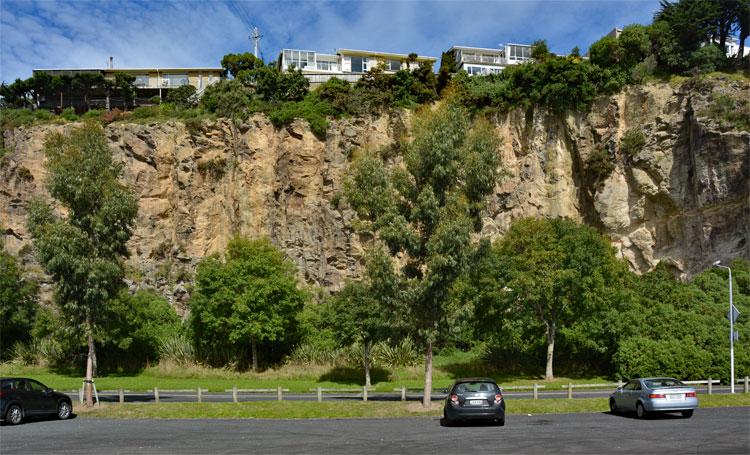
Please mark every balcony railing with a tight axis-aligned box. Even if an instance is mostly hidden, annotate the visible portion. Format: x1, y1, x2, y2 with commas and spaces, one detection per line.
460, 55, 507, 65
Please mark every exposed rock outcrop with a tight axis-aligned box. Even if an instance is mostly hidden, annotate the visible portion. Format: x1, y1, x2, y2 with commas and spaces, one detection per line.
2, 79, 748, 310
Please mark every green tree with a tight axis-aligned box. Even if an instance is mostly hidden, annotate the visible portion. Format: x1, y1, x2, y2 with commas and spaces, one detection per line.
200, 79, 251, 118
166, 84, 197, 108
100, 290, 182, 372
345, 103, 500, 406
27, 122, 138, 406
221, 52, 264, 78
189, 237, 306, 371
437, 50, 457, 94
531, 40, 552, 62
0, 250, 38, 360
491, 218, 627, 380
114, 72, 136, 110
328, 247, 403, 387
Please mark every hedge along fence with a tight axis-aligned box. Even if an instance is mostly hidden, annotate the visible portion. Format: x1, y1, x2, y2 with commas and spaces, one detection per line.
71, 377, 750, 405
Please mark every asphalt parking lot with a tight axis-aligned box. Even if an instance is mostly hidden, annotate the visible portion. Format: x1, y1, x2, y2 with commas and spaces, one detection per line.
2, 406, 748, 454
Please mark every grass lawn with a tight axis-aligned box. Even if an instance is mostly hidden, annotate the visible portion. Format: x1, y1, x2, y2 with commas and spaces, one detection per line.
0, 349, 612, 393
73, 394, 750, 420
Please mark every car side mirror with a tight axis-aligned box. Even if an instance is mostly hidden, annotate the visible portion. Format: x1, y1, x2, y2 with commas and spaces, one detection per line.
44, 388, 53, 394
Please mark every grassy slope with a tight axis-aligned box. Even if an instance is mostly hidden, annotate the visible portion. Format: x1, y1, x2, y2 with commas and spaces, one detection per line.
74, 394, 750, 420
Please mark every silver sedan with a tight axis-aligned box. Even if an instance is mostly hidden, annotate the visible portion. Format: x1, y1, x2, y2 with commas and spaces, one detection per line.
609, 377, 698, 419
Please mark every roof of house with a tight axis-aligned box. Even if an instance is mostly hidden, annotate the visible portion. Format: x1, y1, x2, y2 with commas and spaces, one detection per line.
335, 49, 437, 61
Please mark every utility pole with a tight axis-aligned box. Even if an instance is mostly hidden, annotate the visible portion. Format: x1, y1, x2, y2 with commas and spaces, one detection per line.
250, 26, 262, 58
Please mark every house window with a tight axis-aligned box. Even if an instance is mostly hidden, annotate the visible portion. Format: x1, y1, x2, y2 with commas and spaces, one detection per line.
350, 56, 368, 73
387, 59, 402, 71
509, 45, 531, 61
316, 61, 333, 71
164, 74, 188, 87
134, 75, 150, 87
284, 50, 315, 70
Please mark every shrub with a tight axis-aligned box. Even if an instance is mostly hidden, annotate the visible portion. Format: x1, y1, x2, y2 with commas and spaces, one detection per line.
689, 45, 727, 75
131, 105, 161, 119
619, 129, 646, 157
167, 85, 197, 108
16, 166, 33, 181
700, 93, 750, 131
372, 337, 420, 367
82, 109, 105, 120
585, 144, 616, 185
196, 157, 227, 179
200, 80, 251, 118
101, 107, 124, 124
59, 107, 78, 121
158, 333, 197, 367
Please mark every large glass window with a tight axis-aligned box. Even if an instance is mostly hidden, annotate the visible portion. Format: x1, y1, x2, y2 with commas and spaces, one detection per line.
350, 56, 366, 72
134, 75, 150, 87
387, 59, 402, 71
509, 45, 531, 61
283, 50, 316, 70
164, 74, 188, 87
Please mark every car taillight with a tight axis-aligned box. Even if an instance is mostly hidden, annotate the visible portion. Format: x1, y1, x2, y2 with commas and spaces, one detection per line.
0, 391, 5, 399
649, 393, 666, 398
450, 394, 458, 403
685, 392, 696, 397
495, 394, 503, 403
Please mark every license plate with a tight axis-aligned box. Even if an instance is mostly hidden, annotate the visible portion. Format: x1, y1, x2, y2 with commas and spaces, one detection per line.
469, 399, 484, 405
667, 394, 684, 400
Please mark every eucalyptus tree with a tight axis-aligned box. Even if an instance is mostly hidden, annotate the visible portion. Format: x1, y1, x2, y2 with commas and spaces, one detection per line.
27, 122, 138, 406
345, 102, 500, 406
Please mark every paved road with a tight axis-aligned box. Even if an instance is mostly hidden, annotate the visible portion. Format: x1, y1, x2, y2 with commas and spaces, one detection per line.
75, 386, 742, 404
2, 407, 748, 454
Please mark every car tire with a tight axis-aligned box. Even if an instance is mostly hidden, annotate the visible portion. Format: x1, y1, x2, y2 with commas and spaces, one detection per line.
609, 398, 619, 414
5, 404, 23, 425
636, 402, 648, 419
495, 418, 505, 427
57, 401, 71, 420
440, 412, 452, 427
681, 410, 694, 418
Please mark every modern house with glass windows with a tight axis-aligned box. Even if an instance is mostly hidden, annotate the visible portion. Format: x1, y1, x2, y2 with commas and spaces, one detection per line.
276, 48, 437, 86
32, 67, 223, 110
448, 43, 533, 76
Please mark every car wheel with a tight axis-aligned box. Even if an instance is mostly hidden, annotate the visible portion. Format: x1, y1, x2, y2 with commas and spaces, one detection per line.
495, 418, 505, 427
681, 410, 694, 418
5, 404, 23, 425
609, 398, 619, 414
636, 402, 648, 419
440, 411, 452, 427
57, 401, 71, 420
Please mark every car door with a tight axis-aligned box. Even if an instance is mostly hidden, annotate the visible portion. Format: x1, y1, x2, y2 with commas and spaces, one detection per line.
28, 380, 57, 415
15, 379, 40, 415
621, 380, 638, 410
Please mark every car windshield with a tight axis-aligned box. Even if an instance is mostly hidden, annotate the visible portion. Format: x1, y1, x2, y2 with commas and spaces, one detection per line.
644, 378, 685, 389
454, 382, 496, 394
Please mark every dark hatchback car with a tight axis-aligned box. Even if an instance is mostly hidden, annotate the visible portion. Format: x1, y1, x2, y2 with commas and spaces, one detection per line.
1, 377, 73, 425
442, 377, 505, 426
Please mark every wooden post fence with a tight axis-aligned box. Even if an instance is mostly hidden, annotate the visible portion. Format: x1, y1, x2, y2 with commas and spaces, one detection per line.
277, 386, 283, 401
401, 386, 406, 402
567, 383, 573, 399
232, 386, 238, 403
119, 388, 124, 404
316, 387, 322, 402
154, 387, 160, 404
533, 383, 538, 400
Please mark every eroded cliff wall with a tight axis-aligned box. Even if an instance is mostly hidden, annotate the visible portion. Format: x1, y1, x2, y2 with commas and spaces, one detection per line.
2, 80, 748, 310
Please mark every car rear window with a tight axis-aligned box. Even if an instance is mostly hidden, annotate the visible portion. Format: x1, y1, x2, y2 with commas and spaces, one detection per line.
1, 379, 14, 390
454, 382, 497, 394
644, 379, 685, 389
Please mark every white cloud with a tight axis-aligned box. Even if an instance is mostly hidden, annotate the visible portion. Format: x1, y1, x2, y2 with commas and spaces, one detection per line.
0, 0, 660, 82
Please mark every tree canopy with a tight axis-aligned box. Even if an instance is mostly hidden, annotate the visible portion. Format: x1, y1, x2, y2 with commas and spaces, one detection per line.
190, 237, 307, 371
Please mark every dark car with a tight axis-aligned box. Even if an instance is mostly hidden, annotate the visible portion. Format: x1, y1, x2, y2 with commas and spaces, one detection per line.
1, 377, 73, 425
442, 377, 505, 426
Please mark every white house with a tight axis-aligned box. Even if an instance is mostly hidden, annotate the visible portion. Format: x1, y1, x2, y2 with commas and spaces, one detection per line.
277, 48, 437, 86
448, 43, 533, 76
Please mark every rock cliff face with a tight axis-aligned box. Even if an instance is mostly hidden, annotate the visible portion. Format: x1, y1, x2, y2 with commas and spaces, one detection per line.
2, 80, 748, 310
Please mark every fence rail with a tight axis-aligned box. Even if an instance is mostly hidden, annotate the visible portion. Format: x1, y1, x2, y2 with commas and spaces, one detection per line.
68, 376, 750, 405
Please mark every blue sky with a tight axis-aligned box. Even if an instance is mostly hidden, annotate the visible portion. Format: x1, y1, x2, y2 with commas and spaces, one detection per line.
0, 0, 660, 83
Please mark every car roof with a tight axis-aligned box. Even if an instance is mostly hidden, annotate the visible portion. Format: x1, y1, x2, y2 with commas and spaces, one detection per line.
453, 377, 497, 384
